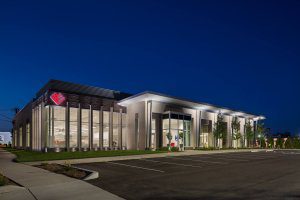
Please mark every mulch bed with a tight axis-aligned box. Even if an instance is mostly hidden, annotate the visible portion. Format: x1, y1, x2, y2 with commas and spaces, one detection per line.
37, 163, 87, 179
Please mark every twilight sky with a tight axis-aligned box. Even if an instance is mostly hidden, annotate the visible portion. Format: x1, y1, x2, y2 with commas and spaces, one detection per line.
0, 0, 299, 134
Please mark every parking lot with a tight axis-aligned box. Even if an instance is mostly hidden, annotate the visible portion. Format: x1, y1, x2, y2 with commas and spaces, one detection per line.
75, 150, 300, 200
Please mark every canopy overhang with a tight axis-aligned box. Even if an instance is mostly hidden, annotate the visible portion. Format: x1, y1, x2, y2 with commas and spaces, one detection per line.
118, 91, 265, 120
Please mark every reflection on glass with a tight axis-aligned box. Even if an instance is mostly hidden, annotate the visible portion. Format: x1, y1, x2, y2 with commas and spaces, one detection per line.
93, 110, 100, 148
69, 107, 78, 148
81, 109, 89, 148
19, 127, 22, 147
122, 113, 127, 148
162, 113, 192, 147
26, 123, 30, 147
112, 112, 119, 147
151, 119, 156, 148
200, 119, 212, 147
53, 106, 66, 148
103, 111, 109, 147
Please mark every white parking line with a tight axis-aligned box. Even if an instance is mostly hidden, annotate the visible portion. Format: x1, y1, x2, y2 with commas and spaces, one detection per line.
280, 152, 300, 155
166, 157, 228, 164
142, 159, 202, 168
210, 154, 273, 159
107, 161, 165, 173
209, 157, 249, 162
191, 155, 249, 162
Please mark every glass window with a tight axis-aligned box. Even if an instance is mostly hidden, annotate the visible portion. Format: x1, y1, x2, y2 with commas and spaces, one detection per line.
26, 123, 30, 147
93, 110, 100, 148
151, 119, 156, 148
170, 119, 178, 129
178, 119, 184, 130
112, 112, 119, 147
14, 130, 17, 147
184, 130, 191, 146
69, 107, 78, 148
122, 113, 127, 148
103, 111, 109, 147
19, 126, 22, 147
53, 106, 66, 148
162, 113, 192, 147
162, 119, 169, 130
200, 119, 212, 147
81, 109, 89, 148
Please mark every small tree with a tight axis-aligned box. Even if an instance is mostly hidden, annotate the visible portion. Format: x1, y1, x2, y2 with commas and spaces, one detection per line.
245, 120, 253, 148
231, 116, 241, 148
213, 113, 226, 149
166, 132, 172, 151
257, 123, 265, 148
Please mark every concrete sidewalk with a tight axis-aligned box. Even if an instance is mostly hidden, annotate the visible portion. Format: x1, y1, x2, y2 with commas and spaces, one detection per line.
26, 148, 266, 166
0, 149, 123, 200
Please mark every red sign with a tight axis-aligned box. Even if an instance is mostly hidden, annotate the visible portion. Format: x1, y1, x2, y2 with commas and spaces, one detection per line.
50, 92, 66, 105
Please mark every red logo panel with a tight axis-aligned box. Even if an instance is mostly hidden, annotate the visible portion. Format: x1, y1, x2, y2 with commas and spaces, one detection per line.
50, 92, 66, 105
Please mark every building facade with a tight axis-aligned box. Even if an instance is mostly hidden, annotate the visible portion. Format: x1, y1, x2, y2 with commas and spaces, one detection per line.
13, 80, 265, 151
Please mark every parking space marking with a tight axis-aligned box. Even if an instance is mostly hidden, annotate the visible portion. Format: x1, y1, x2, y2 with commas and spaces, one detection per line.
209, 157, 249, 162
142, 159, 202, 168
107, 161, 165, 173
166, 156, 228, 164
192, 155, 249, 162
210, 154, 272, 159
280, 152, 300, 155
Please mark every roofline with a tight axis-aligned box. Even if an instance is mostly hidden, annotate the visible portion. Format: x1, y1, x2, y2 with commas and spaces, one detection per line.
119, 91, 265, 119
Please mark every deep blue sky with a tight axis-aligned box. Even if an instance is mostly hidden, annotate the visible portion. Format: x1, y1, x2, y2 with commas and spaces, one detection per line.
0, 0, 299, 134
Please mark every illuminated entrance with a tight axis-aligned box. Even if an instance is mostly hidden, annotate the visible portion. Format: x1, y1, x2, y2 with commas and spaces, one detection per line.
162, 112, 191, 149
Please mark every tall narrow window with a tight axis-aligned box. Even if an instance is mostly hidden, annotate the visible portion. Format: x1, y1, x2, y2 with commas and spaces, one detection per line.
53, 106, 66, 148
69, 107, 78, 148
103, 111, 109, 147
122, 113, 127, 148
26, 123, 30, 147
81, 109, 89, 148
112, 112, 119, 148
151, 119, 156, 149
19, 127, 22, 147
14, 130, 17, 147
93, 110, 100, 148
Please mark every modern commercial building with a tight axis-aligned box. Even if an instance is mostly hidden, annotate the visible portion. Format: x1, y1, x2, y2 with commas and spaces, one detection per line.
13, 80, 265, 151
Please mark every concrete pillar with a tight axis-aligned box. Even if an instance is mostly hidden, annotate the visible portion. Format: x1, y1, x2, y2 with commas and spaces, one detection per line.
109, 107, 113, 149
65, 102, 70, 151
89, 105, 93, 150
145, 101, 152, 149
99, 106, 103, 149
78, 103, 82, 150
118, 108, 122, 149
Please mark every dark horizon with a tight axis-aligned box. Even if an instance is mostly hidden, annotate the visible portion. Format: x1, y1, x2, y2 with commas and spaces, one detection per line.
1, 0, 300, 134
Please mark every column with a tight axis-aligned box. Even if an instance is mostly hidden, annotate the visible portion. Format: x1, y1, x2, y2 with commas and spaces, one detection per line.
118, 108, 122, 150
99, 106, 103, 149
109, 107, 113, 149
135, 113, 139, 150
195, 110, 202, 148
77, 103, 82, 150
145, 100, 152, 149
65, 102, 70, 151
89, 105, 93, 150
198, 110, 202, 148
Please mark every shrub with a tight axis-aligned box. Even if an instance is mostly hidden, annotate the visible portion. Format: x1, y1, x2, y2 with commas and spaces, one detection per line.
0, 173, 9, 186
158, 147, 179, 152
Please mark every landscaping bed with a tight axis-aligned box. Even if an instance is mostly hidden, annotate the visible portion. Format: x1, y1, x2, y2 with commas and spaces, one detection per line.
4, 147, 167, 162
0, 173, 16, 186
36, 163, 88, 179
